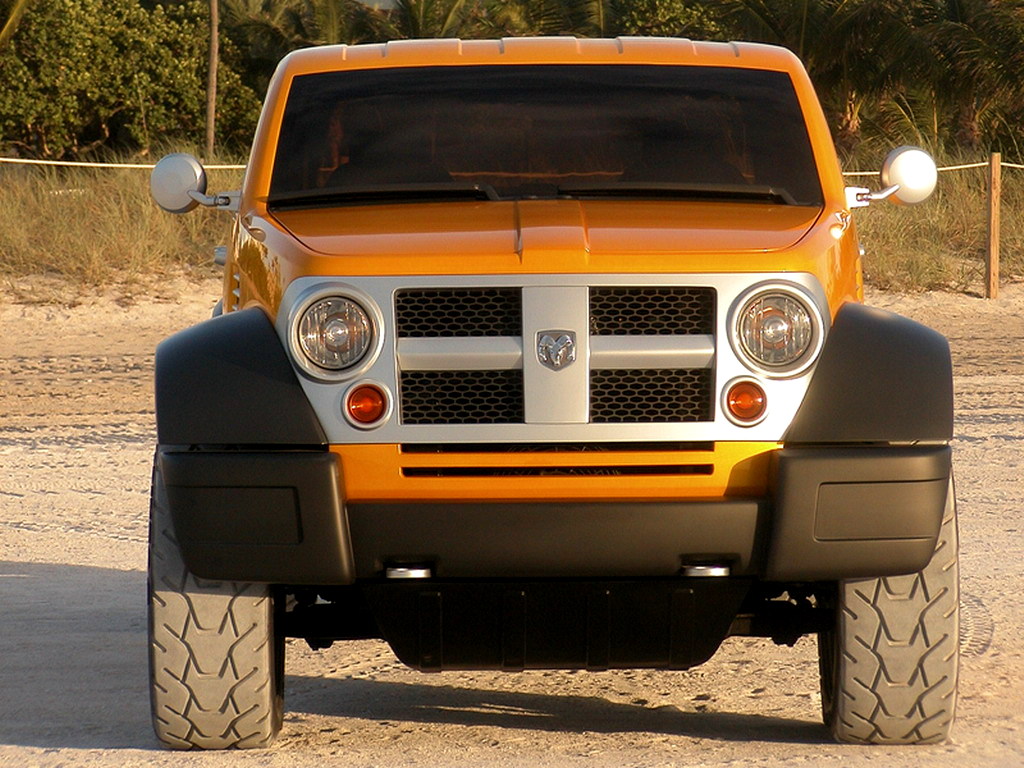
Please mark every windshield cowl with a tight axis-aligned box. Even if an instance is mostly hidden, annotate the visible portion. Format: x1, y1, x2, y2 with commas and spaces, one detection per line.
267, 182, 500, 210
267, 181, 812, 211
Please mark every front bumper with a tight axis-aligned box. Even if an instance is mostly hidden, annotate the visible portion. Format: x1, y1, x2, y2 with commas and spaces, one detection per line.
159, 443, 950, 585
159, 451, 352, 584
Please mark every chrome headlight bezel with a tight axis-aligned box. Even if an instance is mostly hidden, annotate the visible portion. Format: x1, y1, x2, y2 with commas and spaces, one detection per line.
289, 285, 384, 381
728, 283, 826, 378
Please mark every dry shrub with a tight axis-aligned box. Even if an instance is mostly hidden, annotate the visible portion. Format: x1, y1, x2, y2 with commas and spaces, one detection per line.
853, 160, 1024, 294
2, 155, 1023, 296
0, 162, 242, 290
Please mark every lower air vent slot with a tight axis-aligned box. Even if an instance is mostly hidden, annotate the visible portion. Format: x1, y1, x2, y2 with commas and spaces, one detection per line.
400, 442, 715, 453
403, 465, 714, 477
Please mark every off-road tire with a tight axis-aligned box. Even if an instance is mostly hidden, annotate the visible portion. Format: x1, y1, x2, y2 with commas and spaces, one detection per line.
818, 478, 959, 744
148, 458, 284, 749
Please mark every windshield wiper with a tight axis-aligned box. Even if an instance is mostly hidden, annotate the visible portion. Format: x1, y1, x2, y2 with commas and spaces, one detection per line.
267, 182, 501, 210
556, 182, 801, 206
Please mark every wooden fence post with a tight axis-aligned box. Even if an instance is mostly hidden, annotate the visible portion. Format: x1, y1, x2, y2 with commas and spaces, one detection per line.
987, 152, 1001, 299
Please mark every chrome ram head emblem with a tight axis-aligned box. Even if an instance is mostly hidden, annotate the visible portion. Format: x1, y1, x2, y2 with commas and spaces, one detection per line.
537, 330, 577, 370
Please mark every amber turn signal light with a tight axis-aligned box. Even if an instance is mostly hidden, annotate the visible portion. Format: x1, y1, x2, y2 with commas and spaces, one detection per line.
726, 380, 766, 423
346, 384, 387, 425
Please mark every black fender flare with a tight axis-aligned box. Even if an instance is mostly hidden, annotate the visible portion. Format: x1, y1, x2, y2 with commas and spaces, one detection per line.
785, 303, 953, 443
155, 307, 326, 446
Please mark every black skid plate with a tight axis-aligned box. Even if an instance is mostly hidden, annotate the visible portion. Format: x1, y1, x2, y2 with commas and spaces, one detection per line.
362, 579, 751, 672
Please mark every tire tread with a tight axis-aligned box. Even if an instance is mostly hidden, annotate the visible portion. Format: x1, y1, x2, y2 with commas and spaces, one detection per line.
147, 460, 281, 750
821, 481, 959, 744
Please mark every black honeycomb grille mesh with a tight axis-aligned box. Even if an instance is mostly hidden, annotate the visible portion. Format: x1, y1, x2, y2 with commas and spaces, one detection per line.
396, 288, 522, 337
400, 370, 524, 424
589, 287, 715, 335
590, 369, 713, 423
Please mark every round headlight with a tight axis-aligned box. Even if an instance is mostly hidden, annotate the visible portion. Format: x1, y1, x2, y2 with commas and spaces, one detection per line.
737, 291, 816, 372
297, 296, 372, 370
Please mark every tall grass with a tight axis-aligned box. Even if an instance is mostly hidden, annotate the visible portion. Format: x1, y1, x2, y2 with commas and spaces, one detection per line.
852, 159, 1024, 293
0, 154, 1021, 296
0, 162, 242, 292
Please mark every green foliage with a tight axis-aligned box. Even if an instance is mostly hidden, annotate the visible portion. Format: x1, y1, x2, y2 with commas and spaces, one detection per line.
0, 0, 259, 158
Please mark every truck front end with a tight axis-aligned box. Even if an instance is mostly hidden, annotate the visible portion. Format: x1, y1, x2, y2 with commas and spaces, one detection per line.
148, 38, 956, 749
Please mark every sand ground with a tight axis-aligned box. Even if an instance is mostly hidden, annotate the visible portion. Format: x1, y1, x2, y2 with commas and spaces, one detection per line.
1, 278, 1021, 767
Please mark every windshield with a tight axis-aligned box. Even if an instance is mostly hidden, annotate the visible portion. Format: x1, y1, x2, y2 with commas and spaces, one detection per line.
269, 64, 823, 207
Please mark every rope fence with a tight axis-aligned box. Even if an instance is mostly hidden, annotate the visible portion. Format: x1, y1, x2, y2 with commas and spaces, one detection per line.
0, 156, 245, 170
844, 160, 1024, 175
2, 152, 1019, 298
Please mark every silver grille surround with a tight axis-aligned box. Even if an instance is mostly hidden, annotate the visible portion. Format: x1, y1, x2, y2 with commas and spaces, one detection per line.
276, 273, 829, 444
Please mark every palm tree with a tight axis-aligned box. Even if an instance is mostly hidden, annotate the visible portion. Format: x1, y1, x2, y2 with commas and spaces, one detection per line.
710, 0, 923, 152
382, 0, 475, 38
207, 0, 219, 157
478, 0, 575, 36
483, 0, 673, 37
712, 0, 1024, 152
907, 0, 1024, 150
222, 0, 388, 95
312, 0, 390, 43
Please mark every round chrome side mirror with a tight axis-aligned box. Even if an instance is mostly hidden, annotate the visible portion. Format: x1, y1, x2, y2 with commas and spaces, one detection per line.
150, 153, 208, 214
880, 146, 937, 205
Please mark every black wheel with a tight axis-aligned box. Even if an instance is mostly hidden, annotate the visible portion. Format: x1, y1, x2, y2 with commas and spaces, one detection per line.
147, 457, 283, 749
819, 478, 959, 744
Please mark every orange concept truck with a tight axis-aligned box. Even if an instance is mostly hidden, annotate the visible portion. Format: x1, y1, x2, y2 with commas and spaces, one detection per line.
148, 37, 957, 749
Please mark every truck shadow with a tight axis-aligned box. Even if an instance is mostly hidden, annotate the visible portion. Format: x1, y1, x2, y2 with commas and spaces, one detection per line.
0, 560, 152, 750
0, 560, 828, 751
286, 675, 829, 744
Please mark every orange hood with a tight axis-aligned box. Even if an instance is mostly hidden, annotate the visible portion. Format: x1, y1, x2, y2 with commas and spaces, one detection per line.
270, 199, 823, 273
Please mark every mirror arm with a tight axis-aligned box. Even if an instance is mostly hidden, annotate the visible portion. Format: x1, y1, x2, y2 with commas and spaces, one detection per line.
845, 184, 900, 209
187, 189, 235, 209
862, 184, 900, 203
